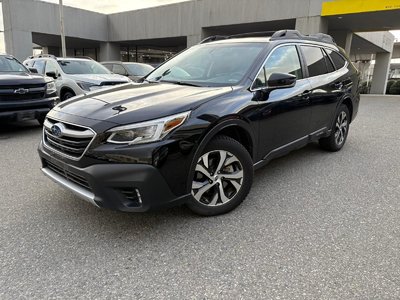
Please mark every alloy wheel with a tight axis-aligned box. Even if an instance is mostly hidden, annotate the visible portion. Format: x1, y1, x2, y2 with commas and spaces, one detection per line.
191, 150, 244, 206
334, 111, 348, 145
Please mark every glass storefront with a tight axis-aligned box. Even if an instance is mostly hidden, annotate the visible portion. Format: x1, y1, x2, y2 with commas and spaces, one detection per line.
120, 45, 185, 67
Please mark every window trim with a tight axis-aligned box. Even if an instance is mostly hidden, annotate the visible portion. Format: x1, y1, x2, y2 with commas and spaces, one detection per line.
250, 43, 305, 92
323, 48, 348, 71
298, 45, 348, 79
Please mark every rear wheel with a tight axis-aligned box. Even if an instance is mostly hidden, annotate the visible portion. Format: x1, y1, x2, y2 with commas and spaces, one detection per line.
186, 135, 253, 216
319, 104, 350, 152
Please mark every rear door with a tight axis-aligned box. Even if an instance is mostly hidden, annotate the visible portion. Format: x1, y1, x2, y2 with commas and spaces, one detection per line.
299, 45, 345, 133
255, 44, 313, 158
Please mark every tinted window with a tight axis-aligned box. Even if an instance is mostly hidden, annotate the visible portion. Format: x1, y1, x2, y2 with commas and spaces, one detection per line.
325, 49, 346, 69
33, 60, 46, 74
301, 46, 328, 77
252, 45, 302, 89
112, 64, 127, 75
323, 50, 335, 73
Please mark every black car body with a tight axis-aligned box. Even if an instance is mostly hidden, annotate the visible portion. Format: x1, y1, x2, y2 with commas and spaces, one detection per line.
0, 54, 58, 124
38, 30, 360, 216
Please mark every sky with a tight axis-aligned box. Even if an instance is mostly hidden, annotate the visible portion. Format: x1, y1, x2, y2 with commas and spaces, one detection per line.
39, 0, 192, 13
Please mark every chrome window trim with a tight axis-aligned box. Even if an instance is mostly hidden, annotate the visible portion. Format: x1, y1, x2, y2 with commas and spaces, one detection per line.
42, 117, 97, 161
250, 42, 348, 92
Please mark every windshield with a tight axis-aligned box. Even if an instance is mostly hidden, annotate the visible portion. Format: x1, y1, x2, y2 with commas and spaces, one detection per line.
58, 60, 111, 75
0, 56, 28, 73
125, 63, 154, 76
147, 43, 265, 87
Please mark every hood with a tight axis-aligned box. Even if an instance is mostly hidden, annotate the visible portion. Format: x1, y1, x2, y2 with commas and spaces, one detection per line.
0, 72, 47, 85
68, 73, 130, 85
54, 83, 233, 125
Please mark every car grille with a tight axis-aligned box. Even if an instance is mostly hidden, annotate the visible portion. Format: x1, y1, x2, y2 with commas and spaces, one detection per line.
44, 159, 91, 191
0, 84, 46, 101
43, 117, 95, 159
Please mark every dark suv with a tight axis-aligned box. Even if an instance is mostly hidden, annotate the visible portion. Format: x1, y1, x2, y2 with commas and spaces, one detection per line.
0, 54, 58, 124
38, 30, 360, 216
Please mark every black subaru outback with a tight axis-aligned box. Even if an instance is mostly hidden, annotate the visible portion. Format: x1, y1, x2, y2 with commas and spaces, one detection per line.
38, 30, 360, 216
0, 54, 58, 125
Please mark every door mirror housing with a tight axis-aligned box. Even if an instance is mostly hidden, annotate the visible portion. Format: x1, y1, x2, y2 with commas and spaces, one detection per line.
29, 67, 38, 74
267, 73, 296, 89
46, 71, 58, 79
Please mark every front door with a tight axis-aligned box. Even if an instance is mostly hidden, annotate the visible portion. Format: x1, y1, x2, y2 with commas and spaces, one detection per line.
254, 44, 313, 159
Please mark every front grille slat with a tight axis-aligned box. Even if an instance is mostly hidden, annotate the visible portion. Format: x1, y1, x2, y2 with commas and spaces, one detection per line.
43, 118, 95, 159
45, 160, 91, 191
0, 84, 46, 101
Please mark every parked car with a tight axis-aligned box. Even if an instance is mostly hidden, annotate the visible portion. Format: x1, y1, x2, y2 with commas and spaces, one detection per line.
24, 55, 131, 101
38, 30, 360, 216
0, 54, 58, 125
101, 61, 154, 82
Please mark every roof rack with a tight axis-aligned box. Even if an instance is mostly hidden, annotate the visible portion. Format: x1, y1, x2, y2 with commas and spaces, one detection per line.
271, 30, 336, 45
26, 53, 57, 60
200, 31, 275, 44
200, 29, 336, 45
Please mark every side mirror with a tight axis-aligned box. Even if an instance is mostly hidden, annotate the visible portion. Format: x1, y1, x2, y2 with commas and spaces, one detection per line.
267, 73, 296, 89
29, 67, 38, 73
46, 71, 58, 79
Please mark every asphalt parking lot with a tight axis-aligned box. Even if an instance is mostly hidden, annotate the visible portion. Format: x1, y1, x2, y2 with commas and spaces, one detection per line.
0, 95, 399, 299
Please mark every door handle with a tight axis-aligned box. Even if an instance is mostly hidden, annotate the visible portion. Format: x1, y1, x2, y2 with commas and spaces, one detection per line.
302, 90, 311, 100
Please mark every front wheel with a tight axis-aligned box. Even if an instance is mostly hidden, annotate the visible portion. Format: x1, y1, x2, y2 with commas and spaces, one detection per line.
186, 135, 253, 216
319, 104, 350, 152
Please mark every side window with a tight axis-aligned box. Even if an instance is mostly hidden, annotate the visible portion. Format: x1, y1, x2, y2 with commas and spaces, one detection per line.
33, 60, 46, 74
301, 46, 328, 77
112, 64, 127, 75
253, 45, 303, 89
322, 49, 335, 73
325, 49, 346, 70
45, 60, 59, 75
102, 63, 112, 71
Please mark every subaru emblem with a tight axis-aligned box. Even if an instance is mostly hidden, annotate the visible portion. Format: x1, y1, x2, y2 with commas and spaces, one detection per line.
51, 123, 65, 137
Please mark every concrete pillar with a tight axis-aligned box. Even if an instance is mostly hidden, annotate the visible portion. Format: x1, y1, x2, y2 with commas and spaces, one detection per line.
330, 30, 353, 55
187, 34, 202, 48
4, 30, 33, 61
295, 16, 328, 35
99, 42, 120, 61
370, 52, 392, 94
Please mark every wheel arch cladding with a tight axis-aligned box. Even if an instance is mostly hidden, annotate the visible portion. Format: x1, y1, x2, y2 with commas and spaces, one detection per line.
342, 97, 353, 122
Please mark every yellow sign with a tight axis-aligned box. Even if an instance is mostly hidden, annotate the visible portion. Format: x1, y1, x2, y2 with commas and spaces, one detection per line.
321, 0, 400, 16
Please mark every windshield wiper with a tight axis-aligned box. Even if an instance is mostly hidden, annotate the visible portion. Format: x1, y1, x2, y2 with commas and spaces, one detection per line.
160, 80, 202, 87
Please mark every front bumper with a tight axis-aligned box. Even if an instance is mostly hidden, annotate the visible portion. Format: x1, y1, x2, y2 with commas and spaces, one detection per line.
0, 97, 58, 121
38, 142, 190, 212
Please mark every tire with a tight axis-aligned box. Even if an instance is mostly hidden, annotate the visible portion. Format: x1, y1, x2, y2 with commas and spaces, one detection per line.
186, 135, 253, 216
319, 104, 350, 152
61, 90, 75, 101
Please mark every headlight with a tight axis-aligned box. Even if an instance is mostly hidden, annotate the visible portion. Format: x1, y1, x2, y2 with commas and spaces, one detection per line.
77, 81, 101, 91
107, 111, 191, 145
46, 81, 57, 95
